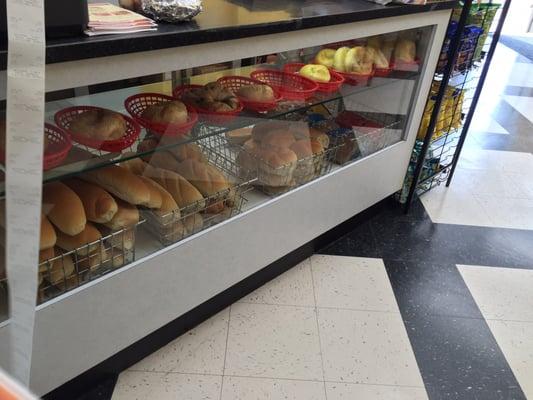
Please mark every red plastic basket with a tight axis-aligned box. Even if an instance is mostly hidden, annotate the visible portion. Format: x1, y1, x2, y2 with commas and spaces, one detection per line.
335, 111, 383, 129
392, 58, 420, 72
0, 123, 72, 170
54, 106, 141, 152
172, 84, 243, 124
216, 76, 281, 112
124, 93, 198, 137
282, 63, 345, 93
374, 62, 395, 78
250, 70, 318, 101
334, 68, 374, 86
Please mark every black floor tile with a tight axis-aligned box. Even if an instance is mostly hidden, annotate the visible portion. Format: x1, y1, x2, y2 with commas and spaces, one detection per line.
404, 315, 526, 400
318, 219, 379, 258
385, 260, 483, 319
74, 376, 117, 400
504, 86, 533, 97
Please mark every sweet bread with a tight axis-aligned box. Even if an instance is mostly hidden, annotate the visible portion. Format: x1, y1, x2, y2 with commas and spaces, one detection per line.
181, 82, 240, 112
69, 109, 127, 141
236, 84, 275, 102
141, 100, 188, 125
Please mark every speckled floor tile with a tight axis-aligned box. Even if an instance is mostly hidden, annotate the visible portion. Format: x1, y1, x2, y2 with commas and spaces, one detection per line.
317, 308, 424, 387
111, 371, 222, 400
220, 376, 326, 400
458, 265, 533, 321
319, 219, 378, 258
486, 319, 533, 399
403, 315, 525, 400
238, 258, 315, 307
128, 308, 229, 374
311, 255, 399, 312
224, 302, 323, 381
385, 260, 483, 319
474, 196, 533, 231
325, 382, 428, 400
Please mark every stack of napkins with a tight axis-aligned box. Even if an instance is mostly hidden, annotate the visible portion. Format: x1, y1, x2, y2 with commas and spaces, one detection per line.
85, 3, 157, 36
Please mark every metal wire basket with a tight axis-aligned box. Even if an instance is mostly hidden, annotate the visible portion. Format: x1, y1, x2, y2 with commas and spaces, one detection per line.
142, 130, 256, 246
38, 220, 144, 304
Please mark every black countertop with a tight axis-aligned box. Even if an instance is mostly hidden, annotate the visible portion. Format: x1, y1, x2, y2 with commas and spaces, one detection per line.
0, 0, 455, 69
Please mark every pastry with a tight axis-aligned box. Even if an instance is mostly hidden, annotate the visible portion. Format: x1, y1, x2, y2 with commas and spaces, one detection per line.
81, 165, 151, 206
69, 109, 127, 141
236, 84, 275, 102
181, 82, 240, 112
333, 47, 350, 72
394, 39, 416, 63
64, 179, 118, 224
42, 182, 87, 236
299, 64, 331, 83
141, 100, 188, 125
56, 222, 102, 256
344, 47, 373, 75
315, 48, 336, 68
225, 127, 252, 146
373, 48, 390, 69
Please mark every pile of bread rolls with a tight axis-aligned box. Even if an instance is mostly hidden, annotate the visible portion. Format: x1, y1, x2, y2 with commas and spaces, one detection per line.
236, 120, 330, 194
69, 109, 127, 141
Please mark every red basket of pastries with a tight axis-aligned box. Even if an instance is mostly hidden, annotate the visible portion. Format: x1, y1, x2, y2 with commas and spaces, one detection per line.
173, 83, 243, 124
250, 69, 318, 101
0, 123, 72, 170
124, 93, 198, 137
282, 63, 345, 93
314, 47, 374, 86
54, 106, 140, 152
216, 76, 281, 112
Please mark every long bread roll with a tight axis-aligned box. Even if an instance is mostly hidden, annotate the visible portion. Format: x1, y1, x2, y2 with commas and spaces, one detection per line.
64, 178, 118, 223
136, 175, 163, 209
104, 198, 139, 231
167, 142, 207, 163
175, 159, 230, 197
143, 165, 205, 211
56, 222, 101, 256
81, 165, 150, 205
121, 157, 148, 175
40, 214, 57, 250
147, 151, 180, 172
138, 176, 179, 216
43, 182, 87, 236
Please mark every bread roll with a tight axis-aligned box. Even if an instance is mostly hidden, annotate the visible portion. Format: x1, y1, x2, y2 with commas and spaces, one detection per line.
64, 179, 118, 223
252, 120, 290, 142
167, 142, 207, 163
183, 213, 203, 235
373, 48, 390, 69
290, 140, 314, 159
236, 84, 275, 102
40, 213, 57, 250
82, 165, 150, 205
261, 130, 296, 150
104, 198, 139, 230
147, 179, 179, 216
141, 100, 188, 125
43, 182, 87, 236
142, 165, 205, 211
138, 136, 159, 156
39, 249, 76, 287
175, 159, 230, 198
69, 109, 126, 141
137, 176, 163, 209
290, 122, 311, 140
225, 127, 252, 146
100, 225, 136, 251
147, 151, 181, 172
394, 39, 416, 63
56, 222, 101, 256
258, 148, 297, 186
310, 128, 330, 149
121, 157, 148, 175
290, 140, 314, 183
345, 46, 373, 75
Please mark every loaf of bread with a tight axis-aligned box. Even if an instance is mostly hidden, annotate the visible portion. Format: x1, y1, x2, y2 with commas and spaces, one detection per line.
136, 176, 163, 209
104, 198, 139, 231
64, 178, 118, 223
82, 165, 150, 205
143, 165, 205, 211
40, 213, 57, 250
147, 179, 179, 216
56, 222, 102, 256
43, 182, 87, 236
141, 100, 188, 125
167, 142, 207, 163
69, 109, 127, 141
175, 159, 230, 198
236, 84, 275, 102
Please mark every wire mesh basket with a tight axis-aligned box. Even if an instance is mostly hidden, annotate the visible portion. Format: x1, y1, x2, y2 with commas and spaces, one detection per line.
142, 130, 256, 246
38, 220, 144, 304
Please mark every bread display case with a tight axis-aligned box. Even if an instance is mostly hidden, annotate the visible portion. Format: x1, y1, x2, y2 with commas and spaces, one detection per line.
0, 0, 455, 396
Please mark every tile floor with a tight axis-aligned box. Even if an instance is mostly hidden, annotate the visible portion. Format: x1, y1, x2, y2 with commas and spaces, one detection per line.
105, 43, 533, 400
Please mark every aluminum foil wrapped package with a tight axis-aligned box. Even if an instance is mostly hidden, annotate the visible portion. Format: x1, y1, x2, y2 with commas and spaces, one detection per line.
121, 0, 202, 22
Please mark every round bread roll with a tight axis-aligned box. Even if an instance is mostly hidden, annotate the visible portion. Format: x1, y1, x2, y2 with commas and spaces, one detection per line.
310, 128, 330, 149
290, 140, 314, 160
69, 109, 127, 141
261, 130, 296, 150
236, 84, 275, 102
251, 120, 290, 142
310, 139, 324, 154
259, 148, 297, 180
141, 100, 188, 125
236, 139, 260, 178
290, 121, 311, 140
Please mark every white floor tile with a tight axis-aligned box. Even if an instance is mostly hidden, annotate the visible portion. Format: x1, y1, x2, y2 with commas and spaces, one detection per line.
458, 149, 533, 173
326, 382, 428, 400
508, 172, 533, 199
317, 308, 424, 387
224, 303, 323, 381
221, 376, 326, 400
475, 196, 533, 230
310, 255, 399, 312
451, 168, 527, 199
503, 95, 533, 124
469, 115, 509, 135
238, 259, 315, 307
129, 309, 229, 375
458, 265, 533, 321
111, 371, 222, 400
485, 319, 533, 399
420, 184, 493, 227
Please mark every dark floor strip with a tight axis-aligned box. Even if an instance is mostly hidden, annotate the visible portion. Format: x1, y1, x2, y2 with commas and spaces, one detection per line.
504, 85, 533, 97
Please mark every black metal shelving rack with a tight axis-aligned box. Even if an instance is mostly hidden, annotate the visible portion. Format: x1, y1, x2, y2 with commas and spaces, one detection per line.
400, 0, 512, 212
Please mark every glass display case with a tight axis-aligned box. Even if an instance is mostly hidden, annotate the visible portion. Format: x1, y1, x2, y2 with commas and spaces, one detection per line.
0, 1, 454, 396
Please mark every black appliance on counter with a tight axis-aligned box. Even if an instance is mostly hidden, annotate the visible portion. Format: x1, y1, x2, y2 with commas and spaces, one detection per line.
0, 0, 88, 40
